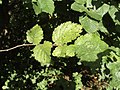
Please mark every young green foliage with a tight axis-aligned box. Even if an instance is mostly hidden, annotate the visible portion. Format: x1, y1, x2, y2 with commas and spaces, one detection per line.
32, 41, 52, 66
52, 45, 76, 57
73, 72, 83, 90
107, 62, 120, 89
32, 0, 55, 15
75, 33, 108, 61
52, 21, 82, 45
71, 1, 109, 21
79, 16, 99, 33
26, 24, 43, 45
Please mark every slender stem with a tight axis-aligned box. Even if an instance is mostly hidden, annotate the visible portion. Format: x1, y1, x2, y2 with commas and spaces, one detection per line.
0, 44, 35, 52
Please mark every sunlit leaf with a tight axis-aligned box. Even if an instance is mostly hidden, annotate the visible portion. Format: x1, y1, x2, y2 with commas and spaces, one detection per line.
32, 2, 42, 15
75, 0, 86, 5
52, 21, 82, 45
109, 5, 120, 25
98, 21, 109, 34
96, 4, 109, 17
71, 2, 88, 12
32, 41, 52, 66
32, 0, 54, 15
107, 62, 120, 89
86, 10, 102, 20
0, 0, 2, 4
86, 0, 93, 8
26, 24, 43, 45
75, 33, 108, 61
52, 45, 76, 57
79, 16, 99, 33
73, 72, 83, 90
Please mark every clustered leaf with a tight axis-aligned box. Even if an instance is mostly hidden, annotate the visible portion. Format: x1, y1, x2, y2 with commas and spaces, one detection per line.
107, 62, 120, 89
73, 72, 83, 90
52, 21, 82, 45
32, 0, 54, 15
75, 33, 108, 61
32, 41, 52, 66
71, 0, 109, 21
26, 24, 43, 45
79, 16, 99, 33
52, 45, 76, 57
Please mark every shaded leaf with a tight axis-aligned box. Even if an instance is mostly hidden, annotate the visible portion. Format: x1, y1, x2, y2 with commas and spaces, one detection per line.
26, 24, 43, 45
75, 33, 108, 61
32, 41, 52, 66
52, 21, 82, 45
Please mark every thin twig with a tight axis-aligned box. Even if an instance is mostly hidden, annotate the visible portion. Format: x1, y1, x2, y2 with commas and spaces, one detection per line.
0, 44, 35, 52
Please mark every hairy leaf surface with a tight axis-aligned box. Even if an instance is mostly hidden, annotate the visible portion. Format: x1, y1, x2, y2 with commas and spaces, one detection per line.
32, 0, 54, 15
52, 21, 82, 45
75, 33, 108, 61
26, 24, 43, 45
32, 41, 52, 66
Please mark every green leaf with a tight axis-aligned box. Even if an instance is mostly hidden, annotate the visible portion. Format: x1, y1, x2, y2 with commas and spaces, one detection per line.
96, 4, 109, 17
86, 10, 102, 20
107, 62, 120, 89
75, 33, 108, 61
32, 2, 42, 15
79, 16, 99, 33
98, 21, 109, 34
109, 6, 118, 21
86, 0, 93, 8
109, 5, 120, 25
52, 45, 76, 57
75, 0, 86, 5
32, 0, 54, 15
26, 24, 43, 45
0, 0, 2, 4
52, 21, 82, 45
73, 72, 83, 90
71, 2, 88, 12
32, 41, 52, 66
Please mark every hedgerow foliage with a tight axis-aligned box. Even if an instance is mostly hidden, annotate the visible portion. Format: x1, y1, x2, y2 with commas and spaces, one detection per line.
1, 0, 120, 89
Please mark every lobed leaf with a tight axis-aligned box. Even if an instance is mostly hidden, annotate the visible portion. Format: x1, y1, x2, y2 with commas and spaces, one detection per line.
75, 33, 108, 61
26, 24, 43, 45
52, 21, 82, 45
32, 41, 52, 66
